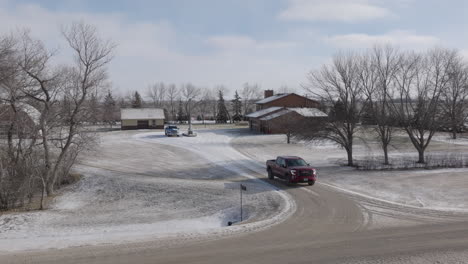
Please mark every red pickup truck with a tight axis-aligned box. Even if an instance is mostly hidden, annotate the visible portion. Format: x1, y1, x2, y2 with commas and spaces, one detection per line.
266, 156, 317, 185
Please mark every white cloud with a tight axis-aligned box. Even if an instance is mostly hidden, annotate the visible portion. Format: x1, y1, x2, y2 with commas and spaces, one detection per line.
0, 3, 313, 96
325, 30, 440, 49
207, 35, 297, 54
207, 35, 257, 50
279, 0, 393, 22
461, 50, 468, 60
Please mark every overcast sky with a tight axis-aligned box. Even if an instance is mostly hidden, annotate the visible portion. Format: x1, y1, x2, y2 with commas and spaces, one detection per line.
1, 0, 467, 96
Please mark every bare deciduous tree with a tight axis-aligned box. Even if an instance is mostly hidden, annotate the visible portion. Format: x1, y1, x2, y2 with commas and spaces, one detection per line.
241, 83, 261, 119
18, 23, 115, 196
167, 83, 178, 121
0, 23, 114, 209
146, 82, 166, 107
439, 53, 468, 139
361, 45, 401, 165
389, 48, 456, 163
304, 52, 364, 166
181, 83, 201, 133
49, 22, 115, 194
278, 85, 296, 94
197, 88, 212, 126
0, 34, 41, 210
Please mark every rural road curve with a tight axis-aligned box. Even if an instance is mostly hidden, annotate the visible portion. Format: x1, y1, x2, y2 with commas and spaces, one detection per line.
3, 129, 468, 263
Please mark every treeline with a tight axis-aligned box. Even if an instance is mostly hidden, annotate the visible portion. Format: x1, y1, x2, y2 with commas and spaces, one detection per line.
0, 23, 114, 210
299, 45, 468, 166
118, 83, 263, 123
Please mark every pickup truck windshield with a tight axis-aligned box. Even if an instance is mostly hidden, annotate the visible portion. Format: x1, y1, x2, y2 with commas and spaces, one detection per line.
286, 159, 308, 167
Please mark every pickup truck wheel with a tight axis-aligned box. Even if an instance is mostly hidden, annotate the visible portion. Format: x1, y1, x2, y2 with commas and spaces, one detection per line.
267, 169, 274, 180
308, 180, 315, 186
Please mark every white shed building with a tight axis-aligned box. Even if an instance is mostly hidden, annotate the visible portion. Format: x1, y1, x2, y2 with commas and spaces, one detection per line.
120, 108, 165, 130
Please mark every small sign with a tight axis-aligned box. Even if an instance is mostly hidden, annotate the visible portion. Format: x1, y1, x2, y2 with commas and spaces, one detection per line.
240, 184, 247, 191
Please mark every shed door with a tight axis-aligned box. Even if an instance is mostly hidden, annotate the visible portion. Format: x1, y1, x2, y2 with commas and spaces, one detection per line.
137, 120, 149, 129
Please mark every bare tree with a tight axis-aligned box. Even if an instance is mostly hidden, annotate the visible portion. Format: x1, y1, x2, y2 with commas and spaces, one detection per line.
0, 34, 41, 210
361, 45, 401, 165
439, 53, 468, 139
48, 22, 115, 194
389, 48, 456, 163
16, 30, 64, 199
167, 83, 178, 121
17, 23, 115, 196
269, 110, 303, 144
241, 83, 261, 119
146, 82, 166, 107
304, 52, 364, 166
197, 88, 212, 126
181, 83, 201, 133
278, 85, 296, 94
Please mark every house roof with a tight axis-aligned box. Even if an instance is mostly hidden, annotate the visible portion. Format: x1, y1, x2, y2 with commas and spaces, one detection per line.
259, 107, 327, 121
259, 109, 291, 121
121, 108, 165, 120
245, 106, 282, 118
288, 108, 328, 117
255, 93, 291, 104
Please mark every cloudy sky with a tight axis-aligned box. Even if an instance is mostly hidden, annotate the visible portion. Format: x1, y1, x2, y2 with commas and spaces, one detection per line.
1, 0, 467, 96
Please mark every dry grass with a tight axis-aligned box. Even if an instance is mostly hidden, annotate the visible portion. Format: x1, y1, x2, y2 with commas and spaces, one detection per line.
0, 173, 83, 214
354, 153, 468, 171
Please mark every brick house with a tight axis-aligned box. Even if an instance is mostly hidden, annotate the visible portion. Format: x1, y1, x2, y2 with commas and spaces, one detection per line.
246, 90, 327, 134
255, 90, 320, 111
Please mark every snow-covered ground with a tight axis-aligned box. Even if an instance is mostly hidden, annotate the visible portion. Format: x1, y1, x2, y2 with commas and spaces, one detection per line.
2, 128, 467, 253
0, 129, 294, 252
232, 132, 468, 212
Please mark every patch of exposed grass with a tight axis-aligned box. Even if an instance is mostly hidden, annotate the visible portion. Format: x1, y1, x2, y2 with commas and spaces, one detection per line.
354, 153, 468, 171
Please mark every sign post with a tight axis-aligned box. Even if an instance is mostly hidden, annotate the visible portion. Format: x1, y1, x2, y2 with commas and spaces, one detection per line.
240, 184, 247, 221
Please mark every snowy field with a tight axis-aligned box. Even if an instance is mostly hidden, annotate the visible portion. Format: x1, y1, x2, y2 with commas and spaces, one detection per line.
0, 129, 294, 252
2, 127, 467, 253
232, 131, 468, 212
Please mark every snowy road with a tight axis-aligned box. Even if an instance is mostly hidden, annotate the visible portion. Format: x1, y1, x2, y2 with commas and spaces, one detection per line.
3, 128, 468, 263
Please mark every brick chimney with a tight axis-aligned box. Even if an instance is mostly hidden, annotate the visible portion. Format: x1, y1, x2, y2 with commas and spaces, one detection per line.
264, 90, 274, 98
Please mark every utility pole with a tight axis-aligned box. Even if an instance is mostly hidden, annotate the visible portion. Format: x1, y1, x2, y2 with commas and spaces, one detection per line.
240, 184, 246, 221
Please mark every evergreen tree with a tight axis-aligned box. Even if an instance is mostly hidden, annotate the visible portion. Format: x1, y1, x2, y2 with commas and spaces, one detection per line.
131, 91, 143, 108
177, 99, 185, 123
89, 92, 99, 124
103, 90, 116, 127
118, 97, 127, 108
216, 90, 228, 123
231, 90, 242, 122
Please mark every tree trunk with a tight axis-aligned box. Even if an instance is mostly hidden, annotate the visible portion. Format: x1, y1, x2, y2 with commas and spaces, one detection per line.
40, 177, 46, 210
346, 147, 353, 166
383, 144, 389, 165
287, 131, 290, 144
40, 108, 52, 196
417, 149, 425, 163
452, 129, 457, 140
